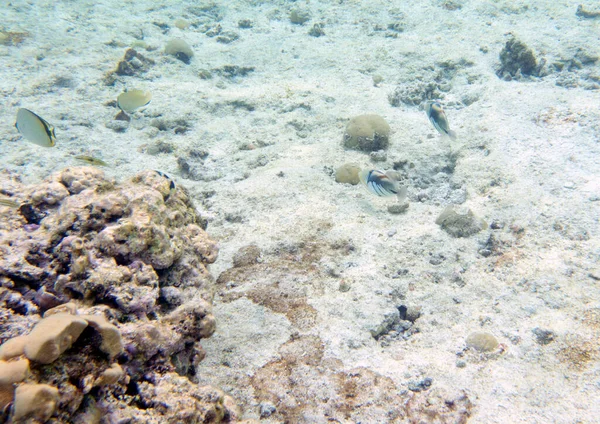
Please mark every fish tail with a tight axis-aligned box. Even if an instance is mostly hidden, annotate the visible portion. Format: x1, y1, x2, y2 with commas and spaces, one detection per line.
396, 186, 408, 203
447, 130, 457, 141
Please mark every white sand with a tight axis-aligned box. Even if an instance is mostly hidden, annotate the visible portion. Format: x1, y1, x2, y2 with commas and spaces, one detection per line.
1, 0, 599, 422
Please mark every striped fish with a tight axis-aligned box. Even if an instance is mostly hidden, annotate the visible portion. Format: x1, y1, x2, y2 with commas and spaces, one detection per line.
359, 169, 407, 202
425, 101, 457, 140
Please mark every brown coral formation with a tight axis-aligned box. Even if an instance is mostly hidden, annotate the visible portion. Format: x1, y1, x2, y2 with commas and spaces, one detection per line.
0, 167, 237, 422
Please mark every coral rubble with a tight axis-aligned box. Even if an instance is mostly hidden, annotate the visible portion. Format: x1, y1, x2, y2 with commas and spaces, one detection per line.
0, 167, 239, 422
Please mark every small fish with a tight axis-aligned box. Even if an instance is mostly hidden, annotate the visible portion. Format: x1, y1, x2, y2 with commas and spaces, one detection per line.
117, 89, 152, 113
0, 198, 20, 208
74, 155, 109, 167
15, 108, 57, 147
359, 169, 407, 202
155, 170, 176, 191
425, 101, 457, 140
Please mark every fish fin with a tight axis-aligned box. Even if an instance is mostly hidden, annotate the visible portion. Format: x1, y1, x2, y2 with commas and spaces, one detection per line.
447, 129, 457, 141
396, 186, 408, 203
358, 169, 371, 186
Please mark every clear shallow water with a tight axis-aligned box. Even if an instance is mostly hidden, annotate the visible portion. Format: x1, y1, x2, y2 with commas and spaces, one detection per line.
1, 0, 599, 422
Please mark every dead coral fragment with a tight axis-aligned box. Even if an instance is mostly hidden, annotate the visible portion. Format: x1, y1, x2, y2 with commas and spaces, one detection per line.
93, 363, 124, 387
466, 332, 499, 352
81, 314, 124, 358
43, 301, 77, 317
0, 358, 30, 409
0, 358, 30, 386
165, 39, 194, 64
137, 373, 239, 422
0, 336, 28, 361
12, 383, 59, 422
497, 37, 538, 79
576, 5, 600, 18
24, 313, 88, 364
104, 48, 155, 85
436, 205, 487, 238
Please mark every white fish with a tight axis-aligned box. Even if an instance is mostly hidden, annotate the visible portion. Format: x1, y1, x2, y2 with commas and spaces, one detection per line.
425, 101, 457, 140
117, 89, 152, 113
15, 108, 56, 147
359, 169, 407, 202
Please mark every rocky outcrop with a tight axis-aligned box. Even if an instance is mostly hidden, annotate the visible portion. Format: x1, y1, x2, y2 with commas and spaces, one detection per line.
0, 167, 239, 422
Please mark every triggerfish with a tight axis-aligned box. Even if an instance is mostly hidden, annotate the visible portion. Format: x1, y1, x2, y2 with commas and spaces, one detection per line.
359, 169, 407, 202
425, 101, 457, 140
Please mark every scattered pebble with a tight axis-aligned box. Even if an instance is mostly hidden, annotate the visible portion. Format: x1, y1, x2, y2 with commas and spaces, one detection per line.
466, 332, 499, 352
105, 48, 154, 84
308, 23, 325, 37
339, 281, 351, 292
576, 4, 600, 19
387, 202, 409, 214
174, 18, 190, 30
259, 402, 276, 418
216, 31, 239, 44
369, 150, 387, 162
490, 220, 505, 230
165, 39, 194, 64
408, 377, 433, 392
397, 305, 421, 322
429, 253, 446, 265
238, 19, 253, 28
290, 9, 311, 25
214, 65, 255, 79
105, 120, 129, 133
436, 205, 487, 238
233, 245, 262, 267
532, 328, 556, 345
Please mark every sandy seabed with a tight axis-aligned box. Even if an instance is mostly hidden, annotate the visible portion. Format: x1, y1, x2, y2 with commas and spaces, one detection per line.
1, 0, 599, 422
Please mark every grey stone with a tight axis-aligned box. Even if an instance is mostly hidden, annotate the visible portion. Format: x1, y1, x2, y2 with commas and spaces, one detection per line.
259, 402, 276, 418
436, 205, 487, 238
388, 202, 409, 214
532, 327, 556, 345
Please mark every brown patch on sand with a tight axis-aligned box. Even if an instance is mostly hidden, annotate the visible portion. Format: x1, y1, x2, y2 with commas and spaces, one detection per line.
250, 335, 473, 423
556, 334, 599, 369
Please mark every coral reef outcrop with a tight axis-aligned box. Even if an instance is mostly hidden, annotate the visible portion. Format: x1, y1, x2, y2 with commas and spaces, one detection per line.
0, 167, 238, 422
